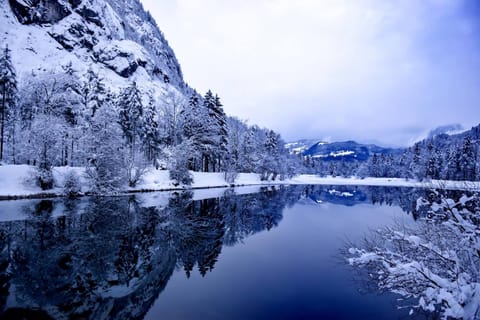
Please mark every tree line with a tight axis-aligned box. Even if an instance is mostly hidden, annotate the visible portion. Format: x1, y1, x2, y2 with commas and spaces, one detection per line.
300, 130, 480, 182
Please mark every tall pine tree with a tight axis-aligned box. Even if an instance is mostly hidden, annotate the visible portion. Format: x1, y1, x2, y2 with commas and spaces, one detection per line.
142, 94, 159, 162
118, 81, 143, 162
203, 90, 228, 172
0, 45, 17, 162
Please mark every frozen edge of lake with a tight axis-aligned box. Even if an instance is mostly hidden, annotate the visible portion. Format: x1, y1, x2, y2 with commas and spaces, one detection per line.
0, 165, 479, 200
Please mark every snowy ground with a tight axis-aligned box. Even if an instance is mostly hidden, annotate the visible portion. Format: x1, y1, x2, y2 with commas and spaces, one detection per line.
0, 165, 479, 199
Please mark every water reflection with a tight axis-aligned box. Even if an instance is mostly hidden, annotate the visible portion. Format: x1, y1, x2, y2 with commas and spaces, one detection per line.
0, 185, 461, 319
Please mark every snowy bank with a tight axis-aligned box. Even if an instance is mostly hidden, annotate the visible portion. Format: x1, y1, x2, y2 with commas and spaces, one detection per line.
288, 175, 480, 191
0, 165, 479, 200
0, 165, 273, 199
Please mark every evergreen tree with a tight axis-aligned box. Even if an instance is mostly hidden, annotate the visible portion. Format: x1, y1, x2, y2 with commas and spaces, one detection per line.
262, 130, 280, 180
409, 143, 424, 180
0, 45, 17, 162
201, 90, 221, 172
213, 94, 229, 170
368, 154, 380, 177
81, 68, 106, 121
460, 136, 476, 181
118, 81, 143, 161
240, 126, 260, 173
182, 92, 210, 171
142, 95, 159, 163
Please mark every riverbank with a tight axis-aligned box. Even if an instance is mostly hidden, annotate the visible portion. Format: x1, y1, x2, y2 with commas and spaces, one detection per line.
0, 165, 478, 200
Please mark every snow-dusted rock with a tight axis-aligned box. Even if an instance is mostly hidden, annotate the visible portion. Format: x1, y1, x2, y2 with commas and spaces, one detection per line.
1, 0, 187, 100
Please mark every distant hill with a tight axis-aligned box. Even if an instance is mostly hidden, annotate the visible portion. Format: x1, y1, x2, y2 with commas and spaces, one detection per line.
286, 140, 401, 162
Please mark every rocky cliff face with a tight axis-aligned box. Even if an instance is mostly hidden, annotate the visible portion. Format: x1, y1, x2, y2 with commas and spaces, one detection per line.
2, 0, 187, 96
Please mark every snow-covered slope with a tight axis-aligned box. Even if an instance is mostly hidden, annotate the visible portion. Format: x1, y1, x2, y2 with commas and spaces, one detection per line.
1, 0, 188, 98
285, 139, 325, 155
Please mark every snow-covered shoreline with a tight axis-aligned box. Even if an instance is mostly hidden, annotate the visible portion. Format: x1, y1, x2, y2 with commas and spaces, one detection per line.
0, 165, 479, 200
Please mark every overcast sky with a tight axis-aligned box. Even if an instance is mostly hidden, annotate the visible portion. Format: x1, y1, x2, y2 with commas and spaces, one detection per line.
140, 0, 480, 146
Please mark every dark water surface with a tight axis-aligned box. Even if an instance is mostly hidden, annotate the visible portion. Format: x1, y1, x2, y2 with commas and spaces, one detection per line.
0, 185, 433, 319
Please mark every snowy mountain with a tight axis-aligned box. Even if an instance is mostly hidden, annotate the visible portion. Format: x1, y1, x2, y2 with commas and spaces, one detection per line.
287, 139, 400, 161
1, 0, 188, 99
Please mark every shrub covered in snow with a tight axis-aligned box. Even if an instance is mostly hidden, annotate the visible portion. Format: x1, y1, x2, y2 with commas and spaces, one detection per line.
167, 142, 193, 186
35, 166, 54, 190
345, 190, 480, 319
63, 170, 81, 197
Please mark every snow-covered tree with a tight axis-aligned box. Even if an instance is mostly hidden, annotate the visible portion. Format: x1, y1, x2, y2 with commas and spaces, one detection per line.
158, 88, 185, 147
212, 94, 228, 170
346, 190, 480, 319
459, 136, 476, 181
239, 126, 261, 173
168, 140, 194, 186
28, 114, 64, 189
85, 95, 126, 192
118, 81, 143, 162
142, 94, 159, 163
202, 90, 229, 172
261, 130, 281, 180
80, 68, 106, 121
181, 92, 215, 172
0, 45, 17, 162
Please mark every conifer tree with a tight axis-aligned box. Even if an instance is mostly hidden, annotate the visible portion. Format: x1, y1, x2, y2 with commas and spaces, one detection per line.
0, 45, 17, 162
142, 95, 159, 162
182, 92, 210, 170
202, 90, 228, 171
81, 68, 106, 121
118, 81, 143, 161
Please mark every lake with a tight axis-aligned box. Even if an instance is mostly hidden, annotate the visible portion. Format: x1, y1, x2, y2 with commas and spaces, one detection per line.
0, 185, 438, 319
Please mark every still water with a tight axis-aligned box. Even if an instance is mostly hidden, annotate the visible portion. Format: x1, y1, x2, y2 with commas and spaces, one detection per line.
0, 185, 431, 319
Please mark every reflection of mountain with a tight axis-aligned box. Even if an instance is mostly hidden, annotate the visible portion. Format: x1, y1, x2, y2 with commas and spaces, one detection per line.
306, 186, 368, 206
299, 184, 423, 210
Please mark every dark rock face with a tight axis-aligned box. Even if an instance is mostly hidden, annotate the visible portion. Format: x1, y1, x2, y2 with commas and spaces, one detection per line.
49, 21, 98, 51
48, 32, 75, 51
68, 0, 82, 9
9, 0, 71, 25
93, 44, 147, 78
119, 61, 139, 78
75, 6, 103, 27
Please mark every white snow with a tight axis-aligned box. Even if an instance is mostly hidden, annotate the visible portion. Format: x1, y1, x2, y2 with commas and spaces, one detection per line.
312, 150, 355, 158
288, 175, 480, 191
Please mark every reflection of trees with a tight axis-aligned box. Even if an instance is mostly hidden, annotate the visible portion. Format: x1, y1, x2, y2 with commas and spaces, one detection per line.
345, 190, 480, 319
0, 186, 301, 319
222, 186, 289, 246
